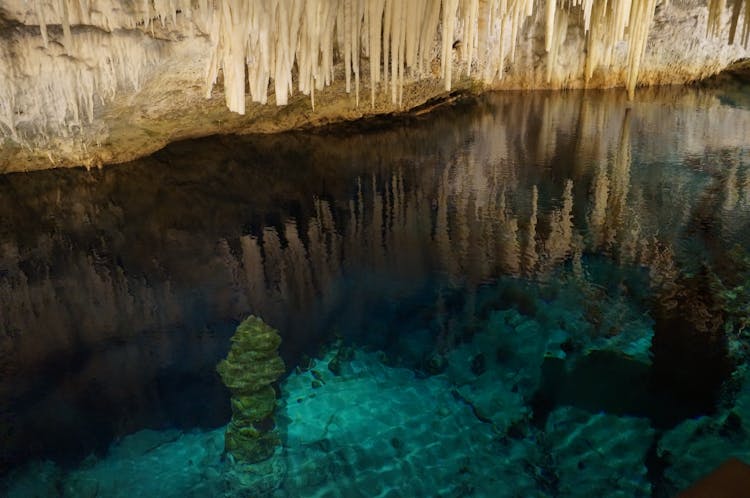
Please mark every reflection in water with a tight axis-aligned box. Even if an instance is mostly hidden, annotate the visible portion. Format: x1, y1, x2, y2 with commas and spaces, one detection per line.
1, 86, 750, 474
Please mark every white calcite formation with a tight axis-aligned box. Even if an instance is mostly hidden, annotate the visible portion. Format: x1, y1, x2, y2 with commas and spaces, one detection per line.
0, 0, 749, 171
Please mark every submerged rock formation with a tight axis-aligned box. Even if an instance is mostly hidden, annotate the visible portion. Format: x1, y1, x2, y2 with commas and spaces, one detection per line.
216, 316, 285, 463
0, 0, 749, 172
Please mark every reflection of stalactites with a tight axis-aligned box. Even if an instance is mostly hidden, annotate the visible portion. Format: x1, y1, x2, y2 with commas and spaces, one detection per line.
455, 176, 471, 277
473, 176, 501, 282
385, 171, 399, 255
388, 169, 414, 275
77, 252, 157, 333
720, 153, 749, 242
307, 197, 342, 297
215, 238, 245, 316
474, 206, 492, 281
496, 189, 521, 275
307, 215, 328, 292
348, 197, 358, 242
605, 110, 632, 247
317, 197, 341, 273
404, 172, 423, 236
80, 253, 114, 327
572, 96, 599, 176
357, 176, 365, 237
544, 179, 575, 269
373, 174, 387, 267
538, 96, 559, 164
618, 188, 645, 265
396, 170, 406, 225
742, 158, 750, 207
240, 234, 266, 313
283, 220, 315, 310
723, 154, 739, 213
261, 227, 286, 301
523, 185, 539, 276
383, 171, 393, 243
435, 170, 458, 278
499, 217, 521, 275
588, 154, 609, 249
344, 176, 365, 269
571, 233, 585, 280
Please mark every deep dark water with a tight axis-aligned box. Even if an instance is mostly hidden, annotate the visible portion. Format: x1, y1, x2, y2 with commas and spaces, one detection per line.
1, 84, 750, 496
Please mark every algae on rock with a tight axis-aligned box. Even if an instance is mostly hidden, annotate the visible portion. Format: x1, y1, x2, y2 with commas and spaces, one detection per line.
217, 315, 285, 463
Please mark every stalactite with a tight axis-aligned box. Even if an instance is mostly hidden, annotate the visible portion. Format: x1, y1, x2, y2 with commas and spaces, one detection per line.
708, 0, 727, 37
6, 0, 747, 138
546, 8, 568, 83
36, 0, 49, 47
0, 28, 162, 140
441, 0, 460, 91
727, 0, 750, 48
545, 0, 558, 53
59, 0, 72, 52
625, 0, 658, 98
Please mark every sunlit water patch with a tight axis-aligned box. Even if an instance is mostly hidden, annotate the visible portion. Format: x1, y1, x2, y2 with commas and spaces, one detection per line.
1, 84, 750, 497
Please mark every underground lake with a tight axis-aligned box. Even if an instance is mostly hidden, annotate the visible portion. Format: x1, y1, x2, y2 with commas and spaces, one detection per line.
1, 83, 750, 497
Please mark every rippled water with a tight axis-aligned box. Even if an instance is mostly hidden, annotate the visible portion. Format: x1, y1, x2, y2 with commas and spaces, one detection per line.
1, 83, 750, 496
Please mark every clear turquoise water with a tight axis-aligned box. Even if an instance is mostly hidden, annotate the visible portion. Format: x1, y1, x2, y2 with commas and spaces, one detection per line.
1, 83, 749, 497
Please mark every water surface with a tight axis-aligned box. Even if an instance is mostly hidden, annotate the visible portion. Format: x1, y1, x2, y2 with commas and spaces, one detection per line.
1, 83, 750, 496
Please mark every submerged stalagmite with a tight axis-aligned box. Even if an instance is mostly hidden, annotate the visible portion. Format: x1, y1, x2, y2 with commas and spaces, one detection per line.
216, 316, 285, 463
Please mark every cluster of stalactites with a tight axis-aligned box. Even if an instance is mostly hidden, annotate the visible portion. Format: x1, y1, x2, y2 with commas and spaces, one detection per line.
201, 0, 453, 112
708, 0, 750, 47
20, 0, 750, 117
29, 0, 195, 48
0, 28, 161, 141
197, 0, 740, 112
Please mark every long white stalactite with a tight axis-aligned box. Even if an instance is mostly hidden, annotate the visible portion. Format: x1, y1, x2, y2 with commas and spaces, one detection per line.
0, 0, 749, 142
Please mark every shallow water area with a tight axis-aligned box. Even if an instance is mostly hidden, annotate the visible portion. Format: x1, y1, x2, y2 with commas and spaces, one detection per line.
1, 83, 750, 497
